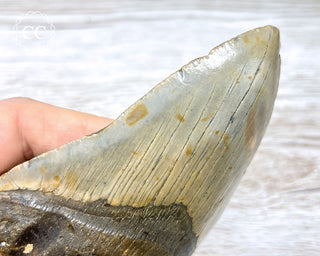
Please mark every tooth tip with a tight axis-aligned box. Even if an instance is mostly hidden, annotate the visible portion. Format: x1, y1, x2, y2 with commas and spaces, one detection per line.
264, 25, 280, 46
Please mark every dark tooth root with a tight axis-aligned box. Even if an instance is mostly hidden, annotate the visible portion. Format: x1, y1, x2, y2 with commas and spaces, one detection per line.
0, 190, 196, 256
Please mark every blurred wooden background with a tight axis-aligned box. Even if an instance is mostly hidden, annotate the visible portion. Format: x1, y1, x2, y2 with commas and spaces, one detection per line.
0, 0, 319, 255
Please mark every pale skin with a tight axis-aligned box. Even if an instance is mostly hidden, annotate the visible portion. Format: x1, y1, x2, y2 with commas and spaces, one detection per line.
0, 97, 113, 175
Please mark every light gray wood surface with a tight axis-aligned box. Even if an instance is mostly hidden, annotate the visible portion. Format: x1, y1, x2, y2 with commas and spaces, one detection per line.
0, 0, 319, 255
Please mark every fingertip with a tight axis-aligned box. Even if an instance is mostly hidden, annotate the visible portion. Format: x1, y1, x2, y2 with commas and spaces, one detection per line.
80, 113, 113, 135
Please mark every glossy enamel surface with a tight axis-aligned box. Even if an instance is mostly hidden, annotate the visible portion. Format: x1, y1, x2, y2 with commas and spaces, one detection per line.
0, 26, 280, 255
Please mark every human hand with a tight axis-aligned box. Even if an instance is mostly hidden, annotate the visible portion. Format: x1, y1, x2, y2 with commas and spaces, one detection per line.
0, 97, 113, 175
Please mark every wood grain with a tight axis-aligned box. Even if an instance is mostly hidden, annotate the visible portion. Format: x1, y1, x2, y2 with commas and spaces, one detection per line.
0, 1, 319, 255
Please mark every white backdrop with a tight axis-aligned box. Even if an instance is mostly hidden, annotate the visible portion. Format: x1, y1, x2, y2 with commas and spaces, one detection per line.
0, 0, 319, 255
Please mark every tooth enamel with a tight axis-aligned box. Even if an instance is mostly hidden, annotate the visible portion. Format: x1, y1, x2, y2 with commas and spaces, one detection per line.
0, 26, 280, 255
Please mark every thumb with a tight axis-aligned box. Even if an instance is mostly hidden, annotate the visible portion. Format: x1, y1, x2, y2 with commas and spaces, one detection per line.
0, 97, 113, 175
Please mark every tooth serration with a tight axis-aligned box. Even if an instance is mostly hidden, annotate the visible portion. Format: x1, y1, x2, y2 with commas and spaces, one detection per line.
0, 25, 280, 237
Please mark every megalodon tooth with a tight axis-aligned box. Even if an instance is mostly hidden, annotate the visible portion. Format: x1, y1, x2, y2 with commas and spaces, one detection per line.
0, 25, 280, 256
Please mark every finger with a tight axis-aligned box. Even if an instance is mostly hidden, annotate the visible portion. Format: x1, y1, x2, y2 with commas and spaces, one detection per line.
0, 97, 113, 175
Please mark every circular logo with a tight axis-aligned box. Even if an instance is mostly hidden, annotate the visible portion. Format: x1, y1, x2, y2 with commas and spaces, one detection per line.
14, 11, 55, 48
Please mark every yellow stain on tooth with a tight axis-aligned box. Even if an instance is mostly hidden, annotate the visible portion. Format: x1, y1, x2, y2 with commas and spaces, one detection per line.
175, 113, 185, 122
186, 145, 193, 156
126, 103, 148, 126
223, 133, 230, 150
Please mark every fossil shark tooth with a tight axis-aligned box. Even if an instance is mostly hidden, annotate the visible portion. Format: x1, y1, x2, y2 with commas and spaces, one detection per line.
0, 25, 280, 256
